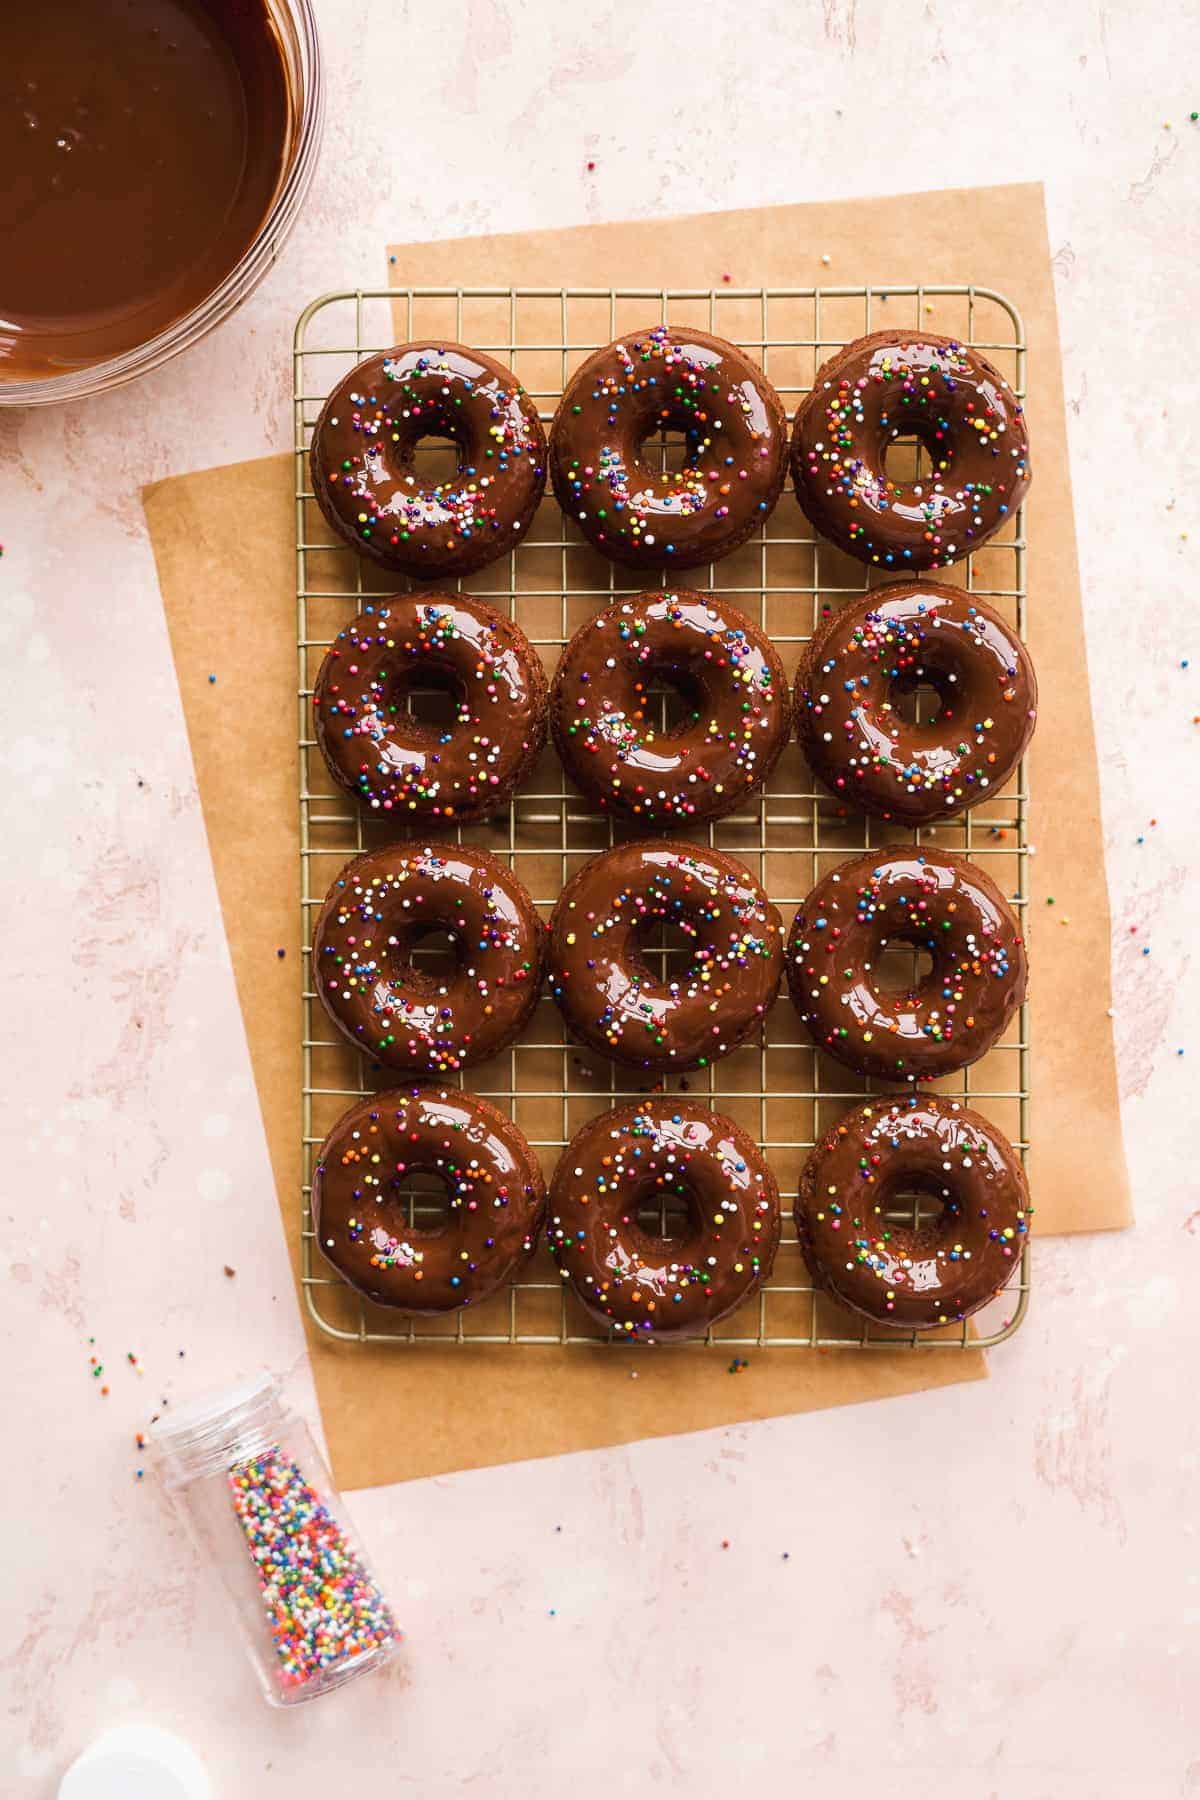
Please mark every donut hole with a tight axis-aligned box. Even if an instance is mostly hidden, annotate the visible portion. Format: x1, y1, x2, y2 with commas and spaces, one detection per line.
642, 427, 694, 476
887, 640, 971, 728
881, 1177, 949, 1234
409, 432, 464, 487
882, 430, 940, 489
637, 664, 706, 736
869, 940, 935, 998
383, 1166, 454, 1235
634, 403, 706, 484
386, 664, 467, 739
630, 916, 701, 989
630, 1180, 700, 1247
889, 670, 947, 727
393, 923, 462, 988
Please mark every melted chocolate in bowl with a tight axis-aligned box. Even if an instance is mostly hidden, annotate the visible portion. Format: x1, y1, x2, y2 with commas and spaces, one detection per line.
0, 0, 292, 379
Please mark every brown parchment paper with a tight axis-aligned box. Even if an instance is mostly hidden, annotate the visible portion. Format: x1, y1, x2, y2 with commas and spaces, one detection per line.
142, 183, 1125, 1491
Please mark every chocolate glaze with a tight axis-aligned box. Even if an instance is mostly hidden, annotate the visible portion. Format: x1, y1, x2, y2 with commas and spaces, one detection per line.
1, 0, 290, 378
548, 1099, 781, 1340
551, 588, 790, 826
310, 343, 547, 577
786, 847, 1027, 1081
549, 841, 783, 1072
550, 325, 788, 570
313, 1086, 546, 1313
313, 593, 548, 823
797, 1093, 1030, 1328
791, 331, 1031, 572
312, 844, 545, 1076
797, 580, 1037, 822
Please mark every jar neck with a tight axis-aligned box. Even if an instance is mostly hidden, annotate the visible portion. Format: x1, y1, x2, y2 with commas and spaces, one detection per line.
152, 1373, 289, 1487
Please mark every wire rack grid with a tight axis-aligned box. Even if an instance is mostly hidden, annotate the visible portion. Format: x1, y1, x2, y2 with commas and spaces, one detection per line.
292, 282, 1032, 1353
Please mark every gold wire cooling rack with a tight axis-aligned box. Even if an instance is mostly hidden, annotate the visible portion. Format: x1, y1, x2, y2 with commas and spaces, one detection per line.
292, 283, 1032, 1352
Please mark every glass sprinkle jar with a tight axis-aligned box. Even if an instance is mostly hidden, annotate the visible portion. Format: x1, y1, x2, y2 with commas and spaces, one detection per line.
153, 1372, 401, 1706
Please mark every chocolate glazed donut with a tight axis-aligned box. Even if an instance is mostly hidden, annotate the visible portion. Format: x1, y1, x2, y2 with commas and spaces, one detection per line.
549, 841, 784, 1072
312, 844, 545, 1076
797, 580, 1036, 822
313, 593, 548, 822
548, 1099, 781, 1340
797, 1094, 1030, 1329
313, 1086, 546, 1313
792, 331, 1031, 571
550, 325, 788, 569
551, 589, 791, 826
310, 343, 547, 577
787, 847, 1027, 1081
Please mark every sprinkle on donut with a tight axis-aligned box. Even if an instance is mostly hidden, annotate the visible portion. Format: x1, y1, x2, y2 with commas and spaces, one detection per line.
791, 331, 1031, 571
313, 1086, 546, 1313
551, 588, 790, 825
548, 1099, 781, 1340
786, 847, 1027, 1081
311, 843, 545, 1075
550, 325, 788, 569
313, 592, 548, 822
549, 841, 783, 1071
797, 1093, 1030, 1329
309, 342, 547, 577
797, 579, 1036, 822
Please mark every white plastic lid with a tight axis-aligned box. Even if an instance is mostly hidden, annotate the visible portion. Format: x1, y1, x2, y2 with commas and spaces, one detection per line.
59, 1725, 211, 1800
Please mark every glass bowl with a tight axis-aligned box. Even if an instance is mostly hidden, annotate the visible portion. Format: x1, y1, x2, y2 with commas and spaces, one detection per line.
0, 0, 322, 408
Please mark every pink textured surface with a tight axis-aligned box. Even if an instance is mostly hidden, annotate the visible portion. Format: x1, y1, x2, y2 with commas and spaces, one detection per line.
3, 1, 1199, 1794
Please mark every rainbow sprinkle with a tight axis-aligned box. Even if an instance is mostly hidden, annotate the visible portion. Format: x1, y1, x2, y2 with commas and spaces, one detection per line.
229, 1446, 399, 1692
